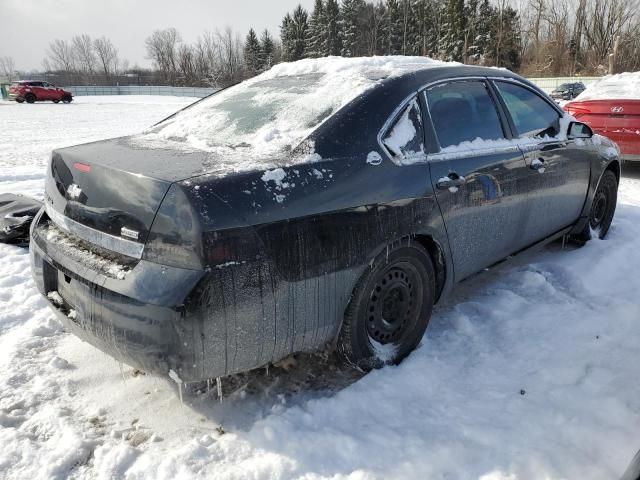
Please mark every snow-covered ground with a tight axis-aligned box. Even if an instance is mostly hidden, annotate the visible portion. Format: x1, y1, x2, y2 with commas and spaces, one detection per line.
2, 96, 640, 480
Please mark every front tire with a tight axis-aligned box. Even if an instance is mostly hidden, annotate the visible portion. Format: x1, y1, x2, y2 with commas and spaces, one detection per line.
573, 170, 618, 242
25, 93, 36, 104
337, 241, 435, 370
62, 94, 72, 103
15, 98, 24, 104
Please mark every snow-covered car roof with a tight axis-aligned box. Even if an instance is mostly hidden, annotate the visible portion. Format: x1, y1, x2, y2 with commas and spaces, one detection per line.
139, 56, 460, 158
574, 72, 640, 101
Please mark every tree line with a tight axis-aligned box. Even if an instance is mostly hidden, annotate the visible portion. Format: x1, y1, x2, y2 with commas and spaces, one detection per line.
2, 0, 638, 87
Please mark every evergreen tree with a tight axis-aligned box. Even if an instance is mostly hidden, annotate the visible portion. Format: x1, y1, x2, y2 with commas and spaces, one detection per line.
340, 0, 365, 56
290, 4, 309, 60
440, 0, 465, 61
385, 0, 403, 55
307, 0, 326, 57
244, 28, 262, 76
324, 0, 342, 56
280, 13, 295, 61
491, 5, 521, 70
475, 0, 494, 64
260, 29, 275, 69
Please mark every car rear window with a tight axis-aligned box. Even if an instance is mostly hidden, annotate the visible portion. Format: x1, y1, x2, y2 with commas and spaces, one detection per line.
147, 72, 355, 156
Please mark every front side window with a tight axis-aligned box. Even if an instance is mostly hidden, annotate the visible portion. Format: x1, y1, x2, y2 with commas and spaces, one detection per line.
495, 81, 561, 138
381, 97, 424, 161
425, 80, 505, 149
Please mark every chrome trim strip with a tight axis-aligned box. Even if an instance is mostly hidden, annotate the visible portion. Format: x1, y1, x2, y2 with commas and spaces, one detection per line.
45, 202, 144, 259
427, 144, 525, 163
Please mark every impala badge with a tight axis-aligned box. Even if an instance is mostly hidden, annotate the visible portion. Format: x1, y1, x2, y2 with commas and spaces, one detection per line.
66, 183, 82, 200
120, 227, 139, 240
611, 106, 624, 113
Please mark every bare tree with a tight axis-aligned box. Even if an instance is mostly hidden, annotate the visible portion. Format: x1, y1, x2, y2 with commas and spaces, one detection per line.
582, 0, 638, 70
94, 36, 119, 81
216, 27, 243, 86
47, 39, 76, 72
72, 34, 97, 74
0, 56, 16, 81
177, 44, 197, 85
145, 28, 182, 85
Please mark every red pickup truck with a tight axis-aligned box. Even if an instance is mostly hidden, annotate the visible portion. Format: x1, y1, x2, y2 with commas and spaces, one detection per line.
8, 81, 73, 104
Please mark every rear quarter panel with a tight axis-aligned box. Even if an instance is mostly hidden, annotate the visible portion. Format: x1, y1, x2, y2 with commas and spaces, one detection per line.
174, 154, 451, 377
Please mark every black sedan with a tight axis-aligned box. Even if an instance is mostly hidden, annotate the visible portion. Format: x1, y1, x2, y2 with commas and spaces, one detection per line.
30, 59, 620, 383
550, 82, 586, 101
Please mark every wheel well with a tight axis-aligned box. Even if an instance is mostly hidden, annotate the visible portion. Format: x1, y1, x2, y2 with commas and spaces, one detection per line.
411, 234, 447, 303
606, 160, 621, 185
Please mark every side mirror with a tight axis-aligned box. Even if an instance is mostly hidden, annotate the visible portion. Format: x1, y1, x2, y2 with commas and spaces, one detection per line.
568, 121, 593, 139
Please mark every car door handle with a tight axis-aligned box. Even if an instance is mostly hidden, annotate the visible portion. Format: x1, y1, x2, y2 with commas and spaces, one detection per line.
530, 158, 546, 172
436, 173, 466, 190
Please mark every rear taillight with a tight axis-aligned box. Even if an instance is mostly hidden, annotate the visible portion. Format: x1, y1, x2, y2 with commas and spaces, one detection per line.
564, 105, 591, 118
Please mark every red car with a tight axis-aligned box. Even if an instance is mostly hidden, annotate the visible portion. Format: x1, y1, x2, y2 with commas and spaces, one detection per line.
8, 81, 73, 104
564, 75, 640, 161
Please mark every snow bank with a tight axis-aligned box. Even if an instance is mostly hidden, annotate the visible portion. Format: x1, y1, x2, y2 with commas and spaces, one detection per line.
141, 56, 454, 158
575, 72, 640, 101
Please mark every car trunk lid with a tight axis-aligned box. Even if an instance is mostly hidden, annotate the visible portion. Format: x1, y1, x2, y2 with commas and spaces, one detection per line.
566, 100, 640, 155
44, 136, 216, 255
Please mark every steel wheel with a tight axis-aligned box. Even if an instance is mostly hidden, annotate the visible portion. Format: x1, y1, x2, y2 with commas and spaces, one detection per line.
338, 241, 435, 370
366, 264, 422, 345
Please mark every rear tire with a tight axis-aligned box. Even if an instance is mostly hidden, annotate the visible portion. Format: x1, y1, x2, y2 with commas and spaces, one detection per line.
15, 98, 24, 104
337, 241, 435, 370
53, 99, 60, 104
572, 170, 618, 242
25, 93, 36, 104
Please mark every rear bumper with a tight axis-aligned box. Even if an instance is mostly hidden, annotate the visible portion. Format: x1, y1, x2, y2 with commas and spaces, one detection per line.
30, 208, 208, 381
7, 93, 22, 101
621, 154, 640, 162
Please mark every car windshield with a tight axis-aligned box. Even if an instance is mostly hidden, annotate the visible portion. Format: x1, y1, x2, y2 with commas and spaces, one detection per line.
557, 84, 570, 90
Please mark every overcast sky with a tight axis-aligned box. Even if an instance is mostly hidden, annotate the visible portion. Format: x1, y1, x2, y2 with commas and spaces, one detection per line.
1, 0, 316, 71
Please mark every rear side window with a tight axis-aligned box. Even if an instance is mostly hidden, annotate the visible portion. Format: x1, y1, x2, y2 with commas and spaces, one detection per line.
381, 97, 425, 162
495, 81, 561, 138
425, 81, 505, 149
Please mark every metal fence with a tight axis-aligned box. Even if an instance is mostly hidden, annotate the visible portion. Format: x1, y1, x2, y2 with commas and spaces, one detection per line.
66, 85, 219, 98
527, 77, 601, 93
64, 78, 603, 98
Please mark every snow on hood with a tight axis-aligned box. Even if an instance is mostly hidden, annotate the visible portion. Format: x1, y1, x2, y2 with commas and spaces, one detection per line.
136, 56, 456, 160
575, 72, 640, 101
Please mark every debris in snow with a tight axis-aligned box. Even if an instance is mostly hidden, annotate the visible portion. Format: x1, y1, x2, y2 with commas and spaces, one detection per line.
127, 430, 151, 447
311, 168, 323, 179
49, 356, 71, 370
520, 389, 526, 396
366, 151, 383, 165
274, 355, 298, 371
